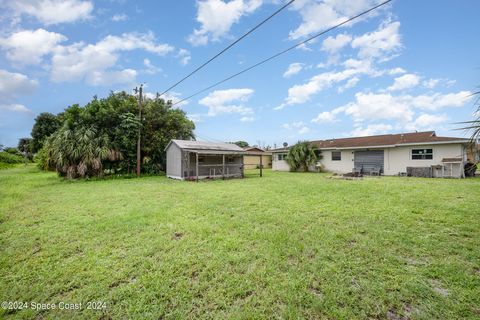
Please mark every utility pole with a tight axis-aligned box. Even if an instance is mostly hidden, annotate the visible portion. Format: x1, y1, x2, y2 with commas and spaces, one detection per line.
134, 84, 143, 177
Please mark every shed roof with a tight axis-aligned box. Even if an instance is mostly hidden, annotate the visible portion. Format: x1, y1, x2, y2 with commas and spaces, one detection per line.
311, 131, 468, 149
167, 139, 245, 153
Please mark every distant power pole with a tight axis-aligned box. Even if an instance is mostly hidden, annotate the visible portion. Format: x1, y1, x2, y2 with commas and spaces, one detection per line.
134, 84, 143, 177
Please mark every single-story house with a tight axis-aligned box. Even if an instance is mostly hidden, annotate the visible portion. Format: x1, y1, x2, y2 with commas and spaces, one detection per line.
243, 147, 272, 169
165, 140, 245, 180
271, 147, 290, 171
272, 131, 470, 178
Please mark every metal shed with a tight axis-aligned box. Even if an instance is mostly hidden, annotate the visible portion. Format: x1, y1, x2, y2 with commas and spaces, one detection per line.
165, 140, 246, 181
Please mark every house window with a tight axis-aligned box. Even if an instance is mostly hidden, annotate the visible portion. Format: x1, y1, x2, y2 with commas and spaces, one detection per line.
198, 156, 205, 163
331, 151, 341, 161
227, 156, 235, 163
277, 154, 287, 161
412, 148, 433, 160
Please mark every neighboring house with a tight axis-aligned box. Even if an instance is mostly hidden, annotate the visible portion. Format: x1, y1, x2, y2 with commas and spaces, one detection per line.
165, 140, 245, 180
271, 147, 290, 171
272, 131, 470, 178
243, 147, 272, 169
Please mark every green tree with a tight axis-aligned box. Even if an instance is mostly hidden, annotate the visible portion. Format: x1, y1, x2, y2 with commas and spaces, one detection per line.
233, 140, 249, 148
286, 141, 320, 172
31, 112, 62, 153
141, 98, 195, 172
37, 91, 195, 178
17, 138, 33, 163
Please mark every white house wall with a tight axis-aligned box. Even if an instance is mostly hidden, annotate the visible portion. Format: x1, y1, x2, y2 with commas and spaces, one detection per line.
320, 150, 355, 174
385, 144, 464, 175
319, 143, 465, 176
272, 154, 290, 171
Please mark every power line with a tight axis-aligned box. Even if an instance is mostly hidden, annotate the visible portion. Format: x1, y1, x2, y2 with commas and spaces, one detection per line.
172, 0, 392, 107
158, 0, 296, 97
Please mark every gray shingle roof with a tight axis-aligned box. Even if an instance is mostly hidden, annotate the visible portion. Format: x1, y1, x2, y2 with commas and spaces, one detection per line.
170, 140, 245, 152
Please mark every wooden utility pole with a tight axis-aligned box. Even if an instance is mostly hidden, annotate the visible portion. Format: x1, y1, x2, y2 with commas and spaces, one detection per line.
134, 84, 143, 177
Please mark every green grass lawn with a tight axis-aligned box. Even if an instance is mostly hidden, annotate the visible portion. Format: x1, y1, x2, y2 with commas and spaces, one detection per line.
1, 166, 479, 319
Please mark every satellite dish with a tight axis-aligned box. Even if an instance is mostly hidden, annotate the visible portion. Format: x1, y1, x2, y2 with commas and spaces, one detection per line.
283, 142, 288, 147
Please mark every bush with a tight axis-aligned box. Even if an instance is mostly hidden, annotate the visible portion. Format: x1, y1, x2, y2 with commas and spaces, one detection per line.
0, 151, 23, 164
34, 146, 55, 171
3, 147, 22, 157
0, 151, 24, 169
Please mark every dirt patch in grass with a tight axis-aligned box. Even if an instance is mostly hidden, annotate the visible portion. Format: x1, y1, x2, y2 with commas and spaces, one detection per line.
172, 232, 184, 240
429, 279, 449, 297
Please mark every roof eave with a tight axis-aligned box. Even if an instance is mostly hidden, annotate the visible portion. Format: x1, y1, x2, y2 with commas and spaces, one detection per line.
317, 140, 469, 150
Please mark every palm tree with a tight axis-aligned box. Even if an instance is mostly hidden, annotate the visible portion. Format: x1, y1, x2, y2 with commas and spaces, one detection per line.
46, 125, 114, 179
286, 141, 320, 172
457, 91, 480, 161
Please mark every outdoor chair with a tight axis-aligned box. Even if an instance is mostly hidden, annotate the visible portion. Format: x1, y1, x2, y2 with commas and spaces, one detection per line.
370, 166, 381, 176
352, 165, 362, 176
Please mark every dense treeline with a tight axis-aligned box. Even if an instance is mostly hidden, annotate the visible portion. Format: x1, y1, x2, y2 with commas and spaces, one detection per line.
34, 92, 194, 179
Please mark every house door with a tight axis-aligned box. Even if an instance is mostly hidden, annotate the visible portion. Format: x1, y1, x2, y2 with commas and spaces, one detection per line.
354, 150, 384, 174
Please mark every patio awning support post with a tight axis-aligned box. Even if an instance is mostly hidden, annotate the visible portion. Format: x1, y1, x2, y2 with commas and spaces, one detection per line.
222, 154, 225, 180
259, 154, 263, 177
196, 152, 199, 182
241, 153, 244, 178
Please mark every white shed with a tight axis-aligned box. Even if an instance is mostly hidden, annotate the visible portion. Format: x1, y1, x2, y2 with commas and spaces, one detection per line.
165, 140, 246, 180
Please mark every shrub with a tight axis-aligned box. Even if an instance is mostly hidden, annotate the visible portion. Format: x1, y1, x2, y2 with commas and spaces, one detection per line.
0, 151, 23, 164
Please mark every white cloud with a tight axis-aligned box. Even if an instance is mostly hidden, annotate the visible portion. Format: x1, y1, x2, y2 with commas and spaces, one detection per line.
298, 126, 311, 134
87, 69, 137, 86
405, 113, 448, 131
422, 78, 440, 89
240, 116, 255, 122
422, 78, 456, 89
111, 13, 127, 22
344, 92, 415, 122
143, 58, 161, 74
187, 0, 262, 46
177, 49, 191, 66
50, 32, 174, 85
338, 77, 359, 93
321, 33, 352, 53
5, 0, 93, 25
407, 91, 472, 111
351, 21, 401, 60
94, 32, 174, 55
283, 63, 304, 78
277, 60, 377, 109
312, 106, 345, 124
289, 0, 384, 40
351, 123, 392, 136
187, 114, 203, 123
330, 91, 471, 124
0, 69, 37, 114
387, 73, 420, 91
282, 121, 310, 134
0, 69, 38, 101
388, 67, 406, 75
0, 29, 67, 66
199, 88, 254, 116
0, 104, 32, 114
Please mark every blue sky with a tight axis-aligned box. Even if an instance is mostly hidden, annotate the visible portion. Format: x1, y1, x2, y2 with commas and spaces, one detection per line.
0, 0, 479, 148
